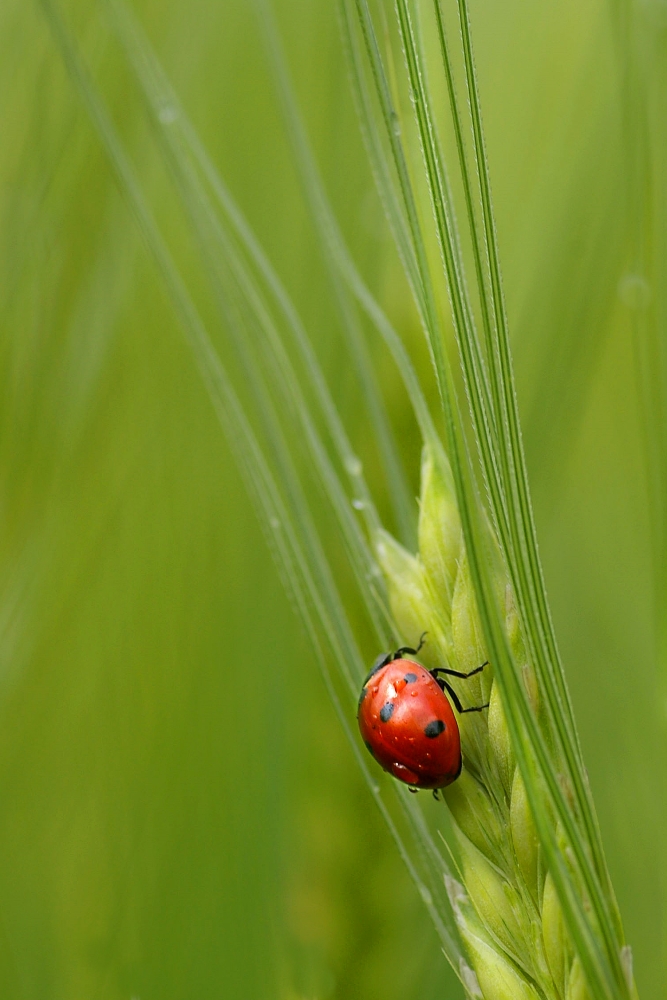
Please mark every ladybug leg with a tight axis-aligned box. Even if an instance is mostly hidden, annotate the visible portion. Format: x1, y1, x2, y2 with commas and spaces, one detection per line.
432, 789, 440, 801
439, 677, 489, 714
431, 660, 488, 680
393, 631, 428, 661
408, 786, 419, 794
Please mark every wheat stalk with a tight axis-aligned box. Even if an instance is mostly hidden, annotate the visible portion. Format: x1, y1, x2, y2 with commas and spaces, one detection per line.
377, 444, 637, 1000
38, 0, 643, 995
338, 0, 640, 995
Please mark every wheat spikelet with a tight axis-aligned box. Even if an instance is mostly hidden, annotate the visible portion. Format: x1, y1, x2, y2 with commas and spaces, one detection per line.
378, 444, 635, 1000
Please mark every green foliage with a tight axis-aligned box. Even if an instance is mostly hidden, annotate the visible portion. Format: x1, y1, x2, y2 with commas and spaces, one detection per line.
0, 0, 663, 997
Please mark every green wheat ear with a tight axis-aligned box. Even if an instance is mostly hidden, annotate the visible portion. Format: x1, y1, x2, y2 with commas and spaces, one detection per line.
378, 443, 633, 1000
43, 0, 642, 992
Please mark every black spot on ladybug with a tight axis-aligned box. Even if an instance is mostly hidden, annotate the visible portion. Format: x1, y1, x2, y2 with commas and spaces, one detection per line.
357, 687, 368, 714
380, 702, 395, 723
424, 719, 446, 738
364, 740, 375, 758
404, 672, 417, 684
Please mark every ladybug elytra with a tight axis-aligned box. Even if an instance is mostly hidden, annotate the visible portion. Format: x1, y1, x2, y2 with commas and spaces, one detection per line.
357, 634, 488, 797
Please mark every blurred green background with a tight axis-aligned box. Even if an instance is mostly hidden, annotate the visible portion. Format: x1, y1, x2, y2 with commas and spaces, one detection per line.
0, 0, 663, 997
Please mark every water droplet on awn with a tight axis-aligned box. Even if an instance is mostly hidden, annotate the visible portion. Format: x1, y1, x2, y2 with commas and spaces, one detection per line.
158, 104, 178, 124
618, 273, 651, 310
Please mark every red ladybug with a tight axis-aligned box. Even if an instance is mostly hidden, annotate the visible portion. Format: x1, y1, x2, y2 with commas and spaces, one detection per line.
357, 634, 488, 797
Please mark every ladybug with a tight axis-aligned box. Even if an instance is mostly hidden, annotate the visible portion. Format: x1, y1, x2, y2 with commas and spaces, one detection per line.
357, 633, 488, 798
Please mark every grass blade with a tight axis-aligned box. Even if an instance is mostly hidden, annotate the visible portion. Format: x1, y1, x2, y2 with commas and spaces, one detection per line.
39, 0, 470, 972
